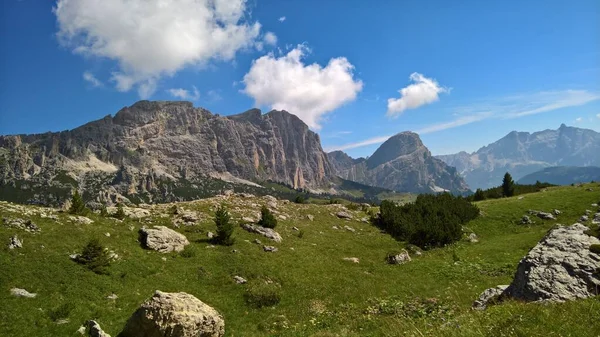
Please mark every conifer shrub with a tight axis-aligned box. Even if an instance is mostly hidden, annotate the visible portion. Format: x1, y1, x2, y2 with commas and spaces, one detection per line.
75, 238, 111, 275
372, 193, 479, 249
68, 190, 88, 215
258, 206, 277, 229
294, 195, 305, 204
112, 203, 126, 220
214, 205, 234, 246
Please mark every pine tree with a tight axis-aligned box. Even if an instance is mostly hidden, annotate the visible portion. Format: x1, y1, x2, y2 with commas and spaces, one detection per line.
113, 203, 126, 220
214, 205, 234, 246
68, 190, 88, 215
473, 188, 486, 201
258, 205, 277, 229
502, 172, 515, 197
76, 238, 111, 275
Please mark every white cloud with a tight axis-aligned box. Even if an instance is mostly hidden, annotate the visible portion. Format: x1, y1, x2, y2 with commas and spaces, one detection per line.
82, 71, 102, 87
168, 86, 200, 101
264, 32, 277, 46
503, 90, 600, 118
278, 16, 286, 22
386, 73, 449, 117
206, 90, 223, 102
325, 135, 391, 152
597, 113, 600, 119
242, 45, 363, 129
54, 0, 261, 98
415, 113, 492, 134
574, 117, 583, 123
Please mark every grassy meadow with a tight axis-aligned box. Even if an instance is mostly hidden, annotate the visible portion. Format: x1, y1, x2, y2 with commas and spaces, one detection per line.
1, 184, 599, 336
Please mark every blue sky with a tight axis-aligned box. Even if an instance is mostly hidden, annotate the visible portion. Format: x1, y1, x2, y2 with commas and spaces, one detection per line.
1, 0, 599, 158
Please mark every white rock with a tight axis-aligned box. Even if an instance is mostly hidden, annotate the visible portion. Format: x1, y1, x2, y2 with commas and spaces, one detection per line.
139, 226, 189, 253
343, 257, 360, 263
10, 288, 36, 298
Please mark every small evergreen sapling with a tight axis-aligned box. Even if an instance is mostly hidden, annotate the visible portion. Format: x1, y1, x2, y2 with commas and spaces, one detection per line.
214, 205, 234, 246
258, 205, 277, 229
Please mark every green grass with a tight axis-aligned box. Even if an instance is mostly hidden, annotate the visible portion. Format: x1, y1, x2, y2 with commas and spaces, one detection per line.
0, 184, 599, 336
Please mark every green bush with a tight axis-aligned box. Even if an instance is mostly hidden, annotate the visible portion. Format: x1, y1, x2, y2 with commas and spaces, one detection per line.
372, 193, 479, 249
258, 206, 277, 229
68, 190, 88, 215
76, 238, 111, 275
244, 280, 282, 308
214, 205, 234, 246
180, 245, 197, 258
473, 188, 486, 201
48, 303, 74, 322
294, 195, 305, 204
590, 244, 600, 255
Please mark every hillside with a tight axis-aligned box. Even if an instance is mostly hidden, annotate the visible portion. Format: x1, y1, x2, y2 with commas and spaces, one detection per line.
518, 166, 600, 185
437, 124, 600, 190
328, 132, 470, 194
2, 184, 599, 336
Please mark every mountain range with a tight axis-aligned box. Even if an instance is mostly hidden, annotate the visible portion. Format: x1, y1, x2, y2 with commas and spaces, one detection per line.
517, 166, 600, 186
436, 124, 600, 190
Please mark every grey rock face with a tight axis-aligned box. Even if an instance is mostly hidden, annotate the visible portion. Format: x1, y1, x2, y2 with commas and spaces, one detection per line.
336, 211, 353, 219
240, 223, 282, 242
120, 290, 224, 337
472, 285, 508, 311
437, 125, 600, 190
328, 132, 469, 194
139, 226, 189, 253
8, 235, 22, 249
503, 223, 600, 302
387, 250, 411, 265
536, 212, 556, 220
0, 101, 334, 204
87, 320, 111, 337
520, 215, 533, 225
10, 288, 36, 298
263, 245, 278, 252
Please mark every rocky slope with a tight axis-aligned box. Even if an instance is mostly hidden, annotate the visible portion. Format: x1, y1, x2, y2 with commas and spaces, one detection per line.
0, 101, 334, 205
437, 124, 600, 190
328, 132, 470, 194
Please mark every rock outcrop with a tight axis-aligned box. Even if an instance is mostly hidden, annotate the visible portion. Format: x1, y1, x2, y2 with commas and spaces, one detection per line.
328, 132, 470, 194
139, 226, 189, 253
503, 223, 600, 302
87, 320, 111, 337
120, 290, 224, 337
0, 101, 334, 205
240, 223, 282, 242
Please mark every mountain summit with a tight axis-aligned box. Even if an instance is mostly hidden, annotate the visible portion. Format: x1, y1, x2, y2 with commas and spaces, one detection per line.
328, 132, 470, 194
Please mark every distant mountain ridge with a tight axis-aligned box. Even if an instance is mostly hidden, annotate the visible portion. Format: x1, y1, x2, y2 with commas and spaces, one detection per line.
436, 124, 600, 190
517, 166, 600, 186
328, 132, 470, 194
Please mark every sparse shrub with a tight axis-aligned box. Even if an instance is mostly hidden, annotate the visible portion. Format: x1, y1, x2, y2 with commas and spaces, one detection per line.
328, 199, 341, 205
347, 203, 360, 211
473, 188, 486, 201
169, 204, 178, 214
258, 206, 277, 229
244, 280, 281, 308
68, 190, 88, 215
75, 238, 111, 275
294, 195, 305, 204
214, 205, 234, 246
112, 203, 126, 220
372, 193, 479, 249
180, 245, 197, 258
48, 303, 74, 322
590, 244, 600, 255
99, 204, 108, 217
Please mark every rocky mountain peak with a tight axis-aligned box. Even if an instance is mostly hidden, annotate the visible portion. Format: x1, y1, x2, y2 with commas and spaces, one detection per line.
366, 131, 424, 169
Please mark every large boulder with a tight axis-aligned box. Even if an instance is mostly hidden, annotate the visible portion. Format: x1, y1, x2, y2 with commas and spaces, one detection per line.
120, 291, 224, 337
503, 223, 600, 302
139, 226, 189, 253
240, 223, 282, 242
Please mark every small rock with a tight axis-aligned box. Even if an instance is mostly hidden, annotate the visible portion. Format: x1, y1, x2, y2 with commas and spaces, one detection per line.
536, 212, 555, 220
467, 233, 479, 243
205, 245, 216, 249
278, 215, 287, 220
69, 215, 94, 225
306, 214, 314, 221
87, 320, 111, 337
77, 325, 86, 335
207, 231, 215, 239
292, 227, 300, 231
361, 217, 369, 223
56, 319, 70, 325
336, 211, 353, 219
253, 239, 262, 244
343, 257, 360, 263
10, 288, 36, 298
472, 285, 509, 310
343, 225, 356, 233
240, 223, 282, 242
520, 215, 533, 225
263, 245, 278, 252
104, 232, 111, 237
387, 250, 411, 265
332, 225, 339, 230
580, 215, 589, 222
161, 257, 167, 261
585, 210, 592, 215
107, 293, 118, 300
8, 235, 22, 249
592, 203, 598, 207
233, 276, 247, 284
518, 196, 524, 200
69, 253, 80, 261
241, 217, 254, 223
553, 209, 561, 216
